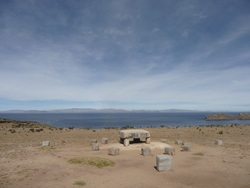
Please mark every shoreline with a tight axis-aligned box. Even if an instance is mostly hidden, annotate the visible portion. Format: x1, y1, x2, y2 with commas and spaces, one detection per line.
1, 117, 250, 130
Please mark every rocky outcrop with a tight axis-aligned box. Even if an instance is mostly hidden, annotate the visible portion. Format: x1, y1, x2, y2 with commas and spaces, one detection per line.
205, 113, 250, 121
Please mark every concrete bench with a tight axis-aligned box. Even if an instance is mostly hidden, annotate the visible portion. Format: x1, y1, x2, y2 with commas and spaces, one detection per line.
119, 129, 150, 146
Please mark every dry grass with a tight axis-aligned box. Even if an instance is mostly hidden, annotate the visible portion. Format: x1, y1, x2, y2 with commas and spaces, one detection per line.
68, 157, 115, 168
73, 180, 86, 186
192, 152, 204, 156
40, 146, 56, 150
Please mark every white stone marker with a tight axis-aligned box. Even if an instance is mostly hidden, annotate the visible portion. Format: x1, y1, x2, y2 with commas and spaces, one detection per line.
42, 141, 50, 146
108, 147, 120, 156
215, 140, 223, 145
101, 138, 108, 144
91, 143, 99, 151
141, 146, 151, 156
90, 139, 97, 146
175, 140, 183, 145
182, 144, 191, 151
165, 146, 175, 155
156, 155, 173, 172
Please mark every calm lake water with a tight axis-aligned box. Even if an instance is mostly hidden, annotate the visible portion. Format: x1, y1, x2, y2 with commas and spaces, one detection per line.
1, 112, 250, 129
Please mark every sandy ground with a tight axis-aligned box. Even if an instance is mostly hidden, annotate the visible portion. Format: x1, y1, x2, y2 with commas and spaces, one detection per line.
0, 121, 250, 188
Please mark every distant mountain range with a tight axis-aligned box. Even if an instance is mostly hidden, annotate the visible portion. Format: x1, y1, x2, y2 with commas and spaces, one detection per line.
0, 108, 199, 113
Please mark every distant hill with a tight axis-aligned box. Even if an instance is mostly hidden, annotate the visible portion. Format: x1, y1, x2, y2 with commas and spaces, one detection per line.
0, 108, 199, 113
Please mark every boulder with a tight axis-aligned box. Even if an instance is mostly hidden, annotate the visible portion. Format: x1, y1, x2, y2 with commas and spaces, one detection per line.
164, 146, 175, 155
141, 146, 151, 156
156, 155, 173, 172
181, 144, 191, 151
42, 141, 50, 146
108, 147, 120, 156
90, 139, 97, 146
215, 140, 223, 145
91, 143, 99, 151
101, 138, 108, 144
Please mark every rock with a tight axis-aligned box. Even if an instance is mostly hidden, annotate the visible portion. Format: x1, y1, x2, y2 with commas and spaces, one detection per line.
141, 146, 151, 156
165, 146, 175, 155
90, 139, 97, 146
108, 147, 120, 156
91, 143, 99, 151
181, 144, 191, 151
42, 141, 50, 146
156, 155, 173, 172
101, 138, 108, 144
175, 140, 183, 145
215, 140, 223, 145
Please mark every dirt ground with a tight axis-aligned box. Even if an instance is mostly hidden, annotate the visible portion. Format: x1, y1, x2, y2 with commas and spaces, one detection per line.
0, 120, 250, 188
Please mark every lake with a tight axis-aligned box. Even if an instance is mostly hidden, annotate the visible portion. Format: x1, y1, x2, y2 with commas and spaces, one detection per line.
1, 112, 250, 129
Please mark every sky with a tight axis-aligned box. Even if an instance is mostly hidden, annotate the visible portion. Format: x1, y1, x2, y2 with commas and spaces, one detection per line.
0, 0, 250, 111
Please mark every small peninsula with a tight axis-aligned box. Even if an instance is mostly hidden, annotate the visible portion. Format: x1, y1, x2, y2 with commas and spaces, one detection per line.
205, 113, 250, 121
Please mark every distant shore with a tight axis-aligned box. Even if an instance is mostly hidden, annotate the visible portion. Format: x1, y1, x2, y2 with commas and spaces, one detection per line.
205, 113, 250, 121
2, 112, 250, 129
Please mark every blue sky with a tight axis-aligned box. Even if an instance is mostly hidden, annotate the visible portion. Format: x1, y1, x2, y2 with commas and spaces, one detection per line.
0, 0, 250, 111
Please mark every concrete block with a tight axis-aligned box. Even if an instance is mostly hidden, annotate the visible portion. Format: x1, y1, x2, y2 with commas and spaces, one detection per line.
90, 139, 97, 146
141, 146, 151, 156
156, 155, 173, 172
101, 138, 108, 144
91, 143, 99, 151
182, 144, 191, 151
175, 140, 183, 145
108, 147, 120, 156
165, 146, 175, 155
42, 141, 50, 146
215, 140, 223, 145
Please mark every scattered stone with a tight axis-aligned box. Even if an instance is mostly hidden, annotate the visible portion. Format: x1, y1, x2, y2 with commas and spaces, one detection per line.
90, 139, 97, 146
175, 140, 183, 145
156, 155, 173, 172
164, 146, 175, 155
91, 143, 99, 151
101, 138, 108, 144
108, 147, 120, 156
141, 146, 151, 156
42, 141, 50, 146
215, 140, 223, 145
181, 144, 191, 151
